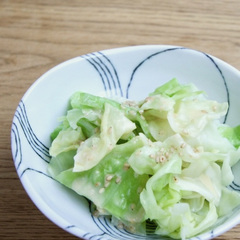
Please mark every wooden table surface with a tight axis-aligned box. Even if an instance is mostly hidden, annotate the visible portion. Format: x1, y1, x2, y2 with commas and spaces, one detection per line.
1, 0, 240, 239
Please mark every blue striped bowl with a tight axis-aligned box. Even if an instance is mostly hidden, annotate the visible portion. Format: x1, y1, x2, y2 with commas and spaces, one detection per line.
11, 45, 240, 240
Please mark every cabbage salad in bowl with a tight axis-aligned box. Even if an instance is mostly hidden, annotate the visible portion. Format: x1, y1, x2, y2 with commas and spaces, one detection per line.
47, 78, 240, 239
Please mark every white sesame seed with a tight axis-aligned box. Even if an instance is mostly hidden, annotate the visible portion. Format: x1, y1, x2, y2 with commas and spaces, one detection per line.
212, 105, 217, 111
160, 147, 165, 152
115, 176, 122, 184
149, 154, 155, 159
106, 174, 114, 181
123, 163, 130, 170
160, 156, 166, 163
107, 126, 113, 134
117, 222, 124, 229
129, 110, 136, 116
128, 225, 136, 233
130, 203, 135, 211
93, 210, 99, 217
124, 100, 136, 107
99, 188, 105, 194
194, 146, 203, 153
121, 104, 126, 109
180, 143, 186, 148
145, 97, 151, 102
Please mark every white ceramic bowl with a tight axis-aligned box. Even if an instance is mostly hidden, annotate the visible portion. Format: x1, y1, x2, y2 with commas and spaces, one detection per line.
11, 45, 240, 239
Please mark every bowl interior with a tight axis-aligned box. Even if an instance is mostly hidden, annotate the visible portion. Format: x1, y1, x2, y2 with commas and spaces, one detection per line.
11, 45, 240, 240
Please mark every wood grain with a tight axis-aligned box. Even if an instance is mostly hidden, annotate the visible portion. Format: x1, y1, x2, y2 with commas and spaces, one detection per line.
1, 0, 240, 239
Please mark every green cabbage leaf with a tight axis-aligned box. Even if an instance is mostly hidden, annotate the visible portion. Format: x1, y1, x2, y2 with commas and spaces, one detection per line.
48, 78, 240, 239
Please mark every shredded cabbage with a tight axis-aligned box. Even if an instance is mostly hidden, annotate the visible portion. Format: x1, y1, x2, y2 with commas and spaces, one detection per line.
48, 78, 240, 239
